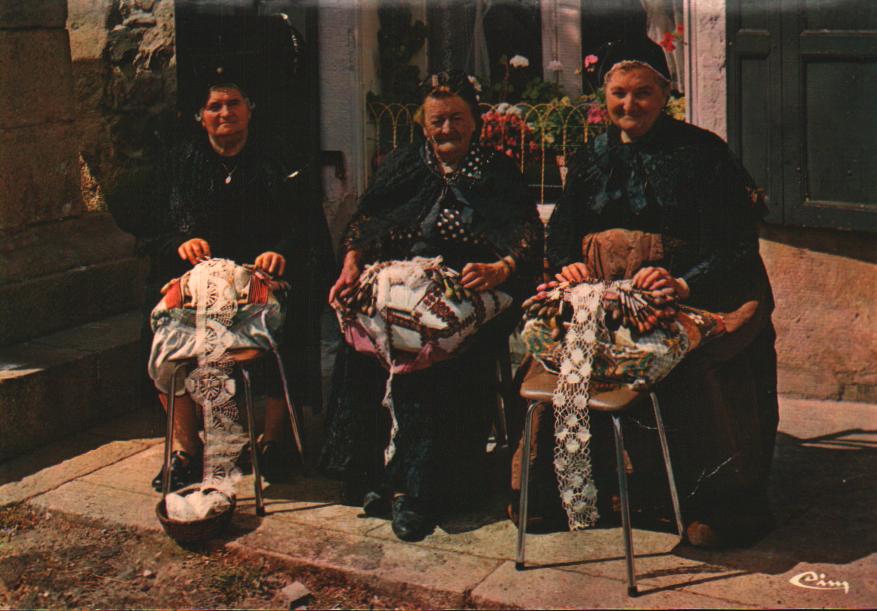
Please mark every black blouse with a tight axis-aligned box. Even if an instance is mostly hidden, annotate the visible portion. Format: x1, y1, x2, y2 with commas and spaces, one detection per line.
111, 133, 316, 289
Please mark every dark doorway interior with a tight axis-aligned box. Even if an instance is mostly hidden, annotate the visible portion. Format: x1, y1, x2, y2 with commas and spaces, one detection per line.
579, 0, 647, 92
174, 1, 316, 152
174, 1, 330, 412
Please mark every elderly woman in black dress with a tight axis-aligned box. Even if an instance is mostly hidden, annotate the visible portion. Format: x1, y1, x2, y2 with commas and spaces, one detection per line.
320, 71, 543, 541
111, 82, 330, 491
547, 38, 778, 547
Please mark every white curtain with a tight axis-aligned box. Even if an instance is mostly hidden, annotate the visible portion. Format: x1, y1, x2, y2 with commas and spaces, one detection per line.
472, 0, 492, 79
640, 0, 684, 93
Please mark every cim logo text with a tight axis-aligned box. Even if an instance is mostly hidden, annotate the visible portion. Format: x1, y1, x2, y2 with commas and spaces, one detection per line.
789, 571, 849, 594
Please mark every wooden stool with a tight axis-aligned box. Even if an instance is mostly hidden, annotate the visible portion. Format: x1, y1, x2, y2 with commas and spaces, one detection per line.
514, 360, 684, 597
161, 348, 305, 517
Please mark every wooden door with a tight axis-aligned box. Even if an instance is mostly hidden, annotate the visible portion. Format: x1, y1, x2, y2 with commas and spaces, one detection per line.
728, 0, 877, 231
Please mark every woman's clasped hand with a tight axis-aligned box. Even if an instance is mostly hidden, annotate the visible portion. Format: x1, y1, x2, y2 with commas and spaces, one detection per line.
177, 237, 287, 276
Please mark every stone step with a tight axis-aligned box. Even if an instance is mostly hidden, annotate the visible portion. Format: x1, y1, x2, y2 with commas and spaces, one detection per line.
0, 214, 147, 346
0, 309, 144, 462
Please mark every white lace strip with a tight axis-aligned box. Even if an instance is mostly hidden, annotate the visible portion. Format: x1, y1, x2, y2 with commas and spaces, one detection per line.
552, 282, 606, 530
184, 259, 249, 497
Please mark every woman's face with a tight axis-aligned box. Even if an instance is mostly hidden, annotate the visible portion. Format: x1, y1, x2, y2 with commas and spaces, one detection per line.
605, 66, 668, 141
421, 95, 477, 164
200, 88, 251, 141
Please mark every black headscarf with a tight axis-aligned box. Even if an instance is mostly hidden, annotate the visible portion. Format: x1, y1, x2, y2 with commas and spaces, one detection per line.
598, 36, 671, 83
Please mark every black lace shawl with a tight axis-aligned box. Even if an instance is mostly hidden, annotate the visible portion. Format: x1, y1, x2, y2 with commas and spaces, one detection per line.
547, 114, 769, 312
342, 142, 543, 287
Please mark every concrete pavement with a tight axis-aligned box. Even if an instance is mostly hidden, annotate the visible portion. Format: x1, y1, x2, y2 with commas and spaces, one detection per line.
2, 395, 875, 609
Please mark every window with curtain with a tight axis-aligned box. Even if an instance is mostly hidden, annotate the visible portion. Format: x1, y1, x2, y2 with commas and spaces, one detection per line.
426, 0, 541, 83
580, 0, 684, 94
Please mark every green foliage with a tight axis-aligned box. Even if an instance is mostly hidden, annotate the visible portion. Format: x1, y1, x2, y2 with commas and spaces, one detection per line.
520, 77, 565, 105
476, 55, 564, 105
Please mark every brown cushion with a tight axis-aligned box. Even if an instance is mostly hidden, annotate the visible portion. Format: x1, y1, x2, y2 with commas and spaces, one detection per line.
520, 359, 646, 412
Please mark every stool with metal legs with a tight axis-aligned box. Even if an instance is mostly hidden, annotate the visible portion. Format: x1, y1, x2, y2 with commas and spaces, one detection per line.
514, 361, 684, 597
161, 348, 306, 517
493, 338, 515, 448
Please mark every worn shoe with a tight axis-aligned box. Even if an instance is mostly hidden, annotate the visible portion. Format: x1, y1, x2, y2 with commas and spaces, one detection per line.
391, 495, 434, 542
151, 450, 202, 493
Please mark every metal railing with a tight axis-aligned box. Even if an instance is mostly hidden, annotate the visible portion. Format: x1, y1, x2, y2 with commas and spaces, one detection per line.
366, 100, 609, 204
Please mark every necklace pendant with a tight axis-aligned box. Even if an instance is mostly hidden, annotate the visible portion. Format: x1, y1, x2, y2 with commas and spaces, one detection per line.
224, 174, 232, 185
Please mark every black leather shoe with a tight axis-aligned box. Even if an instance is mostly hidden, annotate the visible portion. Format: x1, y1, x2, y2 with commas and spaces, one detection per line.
391, 495, 434, 542
362, 490, 391, 517
151, 450, 202, 493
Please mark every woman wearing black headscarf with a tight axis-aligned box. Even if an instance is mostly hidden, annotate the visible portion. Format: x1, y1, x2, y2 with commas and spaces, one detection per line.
546, 39, 778, 547
111, 82, 330, 491
320, 70, 543, 541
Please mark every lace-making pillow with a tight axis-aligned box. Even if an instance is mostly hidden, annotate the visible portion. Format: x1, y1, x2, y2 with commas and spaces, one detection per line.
333, 256, 512, 374
520, 280, 726, 391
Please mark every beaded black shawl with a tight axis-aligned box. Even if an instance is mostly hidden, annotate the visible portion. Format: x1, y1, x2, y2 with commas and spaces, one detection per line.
342, 142, 543, 288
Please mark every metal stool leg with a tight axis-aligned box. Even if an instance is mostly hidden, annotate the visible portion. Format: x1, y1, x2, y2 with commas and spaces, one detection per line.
650, 392, 684, 541
494, 345, 513, 448
515, 400, 541, 570
272, 350, 306, 473
161, 362, 189, 499
241, 368, 265, 516
612, 415, 638, 597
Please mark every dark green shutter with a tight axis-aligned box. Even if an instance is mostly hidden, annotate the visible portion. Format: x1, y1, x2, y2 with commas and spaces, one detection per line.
728, 0, 877, 232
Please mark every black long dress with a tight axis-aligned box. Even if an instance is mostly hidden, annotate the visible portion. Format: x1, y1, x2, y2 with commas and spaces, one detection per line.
546, 114, 779, 539
109, 132, 332, 404
320, 142, 543, 509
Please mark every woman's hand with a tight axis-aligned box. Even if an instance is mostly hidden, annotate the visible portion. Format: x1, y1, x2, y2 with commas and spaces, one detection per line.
536, 279, 561, 293
555, 262, 592, 285
178, 238, 211, 266
328, 250, 363, 305
254, 251, 286, 276
461, 261, 510, 292
631, 266, 690, 302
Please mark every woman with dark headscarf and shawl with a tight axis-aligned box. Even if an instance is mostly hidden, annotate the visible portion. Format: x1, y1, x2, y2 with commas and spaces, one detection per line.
320, 70, 543, 542
545, 38, 778, 547
110, 82, 331, 492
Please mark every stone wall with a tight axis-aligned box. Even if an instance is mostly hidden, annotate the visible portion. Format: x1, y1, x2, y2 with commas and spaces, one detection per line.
0, 0, 144, 346
68, 0, 177, 211
686, 0, 877, 402
0, 0, 147, 459
0, 1, 82, 231
761, 227, 877, 403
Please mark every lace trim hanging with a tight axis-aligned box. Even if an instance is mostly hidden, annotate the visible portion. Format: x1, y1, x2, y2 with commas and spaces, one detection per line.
551, 282, 606, 530
183, 258, 249, 495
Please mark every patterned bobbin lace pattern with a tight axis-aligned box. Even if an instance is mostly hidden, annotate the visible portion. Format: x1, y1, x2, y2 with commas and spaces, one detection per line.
552, 282, 606, 530
183, 259, 249, 494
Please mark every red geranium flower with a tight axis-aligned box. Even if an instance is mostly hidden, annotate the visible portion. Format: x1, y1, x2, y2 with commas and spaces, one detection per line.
659, 32, 676, 52
583, 54, 599, 72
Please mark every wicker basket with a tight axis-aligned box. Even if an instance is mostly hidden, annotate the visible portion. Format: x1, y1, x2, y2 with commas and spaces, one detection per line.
155, 487, 236, 543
